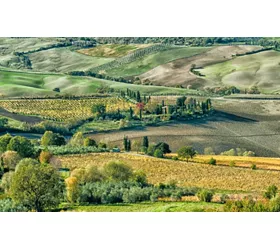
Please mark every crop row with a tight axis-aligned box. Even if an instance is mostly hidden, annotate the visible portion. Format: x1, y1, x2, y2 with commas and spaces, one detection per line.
58, 153, 280, 192
0, 98, 132, 122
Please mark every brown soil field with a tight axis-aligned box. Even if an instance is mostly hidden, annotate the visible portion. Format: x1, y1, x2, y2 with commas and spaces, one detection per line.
89, 98, 280, 157
139, 45, 262, 88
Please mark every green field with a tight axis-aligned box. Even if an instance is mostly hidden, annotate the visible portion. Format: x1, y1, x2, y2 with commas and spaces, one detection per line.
29, 48, 113, 73
0, 69, 205, 97
199, 50, 280, 93
64, 201, 222, 212
105, 47, 210, 77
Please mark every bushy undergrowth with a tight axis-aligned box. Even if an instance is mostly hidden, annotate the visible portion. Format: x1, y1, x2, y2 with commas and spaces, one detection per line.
79, 181, 198, 204
0, 198, 28, 212
38, 146, 109, 155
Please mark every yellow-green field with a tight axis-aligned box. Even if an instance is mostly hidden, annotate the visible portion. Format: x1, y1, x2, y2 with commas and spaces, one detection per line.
77, 44, 152, 58
0, 97, 132, 121
58, 153, 280, 192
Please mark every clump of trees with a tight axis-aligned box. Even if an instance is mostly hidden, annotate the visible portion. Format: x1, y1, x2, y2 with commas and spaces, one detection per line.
177, 146, 196, 162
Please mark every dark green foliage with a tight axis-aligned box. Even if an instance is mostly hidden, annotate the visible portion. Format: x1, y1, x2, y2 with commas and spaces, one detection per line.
251, 164, 257, 170
83, 137, 97, 147
41, 131, 66, 146
7, 136, 34, 158
264, 185, 278, 199
0, 133, 12, 152
154, 142, 171, 154
154, 149, 164, 158
208, 157, 216, 165
0, 118, 8, 128
197, 190, 214, 202
91, 104, 106, 119
147, 144, 157, 156
142, 136, 149, 148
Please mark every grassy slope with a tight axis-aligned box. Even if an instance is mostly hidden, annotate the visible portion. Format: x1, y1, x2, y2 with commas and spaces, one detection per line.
199, 50, 280, 93
65, 201, 222, 212
0, 69, 205, 97
105, 47, 210, 77
29, 47, 113, 73
77, 44, 152, 58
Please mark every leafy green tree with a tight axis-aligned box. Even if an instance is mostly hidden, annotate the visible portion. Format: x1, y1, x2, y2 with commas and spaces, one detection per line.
0, 118, 8, 128
70, 132, 85, 146
10, 164, 64, 212
197, 189, 214, 202
41, 131, 66, 146
15, 158, 40, 172
155, 142, 171, 154
7, 136, 34, 158
0, 133, 12, 152
1, 151, 22, 171
91, 104, 106, 119
102, 161, 133, 182
177, 146, 196, 162
83, 137, 97, 147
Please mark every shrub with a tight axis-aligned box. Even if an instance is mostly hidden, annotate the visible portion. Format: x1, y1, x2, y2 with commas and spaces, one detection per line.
150, 193, 158, 202
269, 195, 280, 212
208, 157, 216, 165
70, 132, 85, 146
154, 149, 164, 158
1, 172, 14, 193
65, 177, 80, 203
264, 185, 278, 200
147, 144, 156, 156
170, 192, 182, 201
251, 164, 257, 170
154, 142, 171, 154
0, 134, 12, 152
204, 147, 215, 155
83, 138, 97, 147
197, 190, 214, 202
229, 161, 236, 167
219, 194, 229, 204
103, 161, 133, 182
15, 158, 40, 172
1, 151, 22, 171
243, 151, 256, 157
0, 198, 27, 212
221, 148, 236, 156
39, 151, 53, 164
172, 156, 179, 161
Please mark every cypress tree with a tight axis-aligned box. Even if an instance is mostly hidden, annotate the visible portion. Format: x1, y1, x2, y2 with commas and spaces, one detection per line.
127, 140, 131, 152
123, 136, 128, 151
142, 136, 149, 148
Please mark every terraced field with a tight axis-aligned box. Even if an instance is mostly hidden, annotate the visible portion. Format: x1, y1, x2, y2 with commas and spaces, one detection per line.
58, 152, 280, 192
